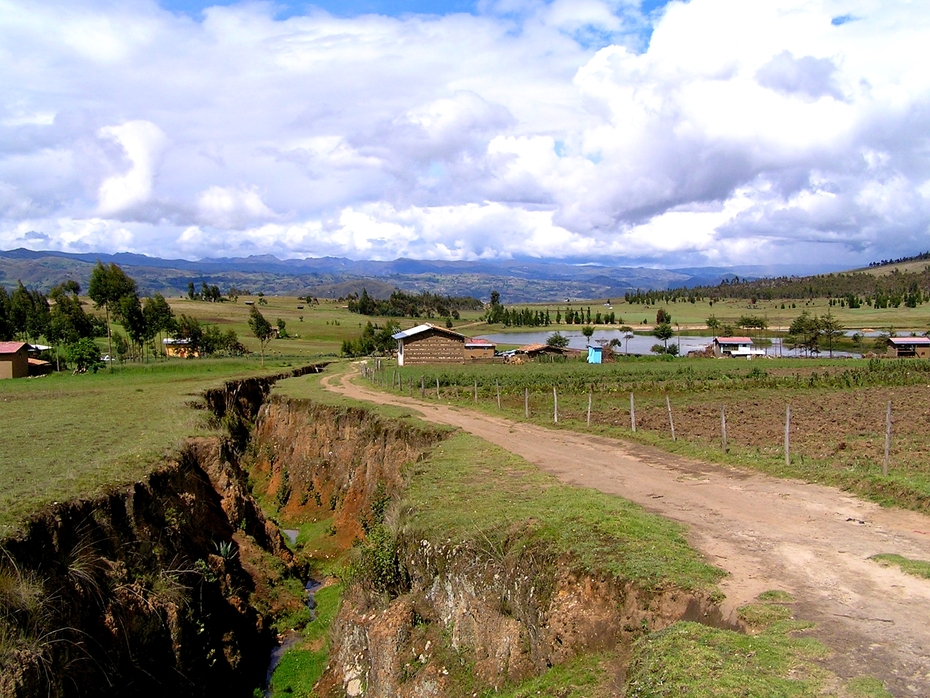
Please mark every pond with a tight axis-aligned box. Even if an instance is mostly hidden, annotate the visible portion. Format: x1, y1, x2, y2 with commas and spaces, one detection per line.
476, 330, 861, 358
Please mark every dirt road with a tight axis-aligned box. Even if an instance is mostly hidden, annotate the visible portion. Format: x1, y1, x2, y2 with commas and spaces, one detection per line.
324, 367, 930, 696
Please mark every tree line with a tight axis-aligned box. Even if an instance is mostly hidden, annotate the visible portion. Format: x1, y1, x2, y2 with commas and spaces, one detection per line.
347, 289, 483, 319
0, 263, 247, 372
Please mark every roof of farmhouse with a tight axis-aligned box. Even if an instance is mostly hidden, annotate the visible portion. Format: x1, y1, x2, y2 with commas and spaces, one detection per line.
392, 323, 466, 341
889, 337, 930, 345
0, 342, 27, 354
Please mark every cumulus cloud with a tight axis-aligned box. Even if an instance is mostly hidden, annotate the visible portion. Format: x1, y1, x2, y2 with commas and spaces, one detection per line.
0, 0, 929, 268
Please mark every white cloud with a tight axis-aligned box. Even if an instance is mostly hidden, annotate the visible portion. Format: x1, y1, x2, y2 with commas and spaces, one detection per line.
97, 120, 167, 214
0, 0, 929, 268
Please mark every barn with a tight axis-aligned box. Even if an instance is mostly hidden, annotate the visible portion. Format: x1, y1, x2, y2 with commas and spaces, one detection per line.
0, 341, 30, 379
393, 324, 466, 366
887, 336, 930, 358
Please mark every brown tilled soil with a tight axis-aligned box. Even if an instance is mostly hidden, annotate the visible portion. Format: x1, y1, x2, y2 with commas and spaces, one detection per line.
324, 365, 930, 697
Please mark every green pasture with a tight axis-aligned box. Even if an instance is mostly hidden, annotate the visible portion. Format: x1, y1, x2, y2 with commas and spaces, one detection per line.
468, 295, 930, 334
0, 358, 296, 535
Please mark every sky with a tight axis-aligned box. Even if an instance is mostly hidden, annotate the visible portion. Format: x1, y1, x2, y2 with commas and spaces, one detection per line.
1, 0, 929, 268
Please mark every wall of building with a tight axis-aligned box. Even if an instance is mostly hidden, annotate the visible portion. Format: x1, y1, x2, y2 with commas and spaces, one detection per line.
402, 332, 464, 364
0, 348, 29, 379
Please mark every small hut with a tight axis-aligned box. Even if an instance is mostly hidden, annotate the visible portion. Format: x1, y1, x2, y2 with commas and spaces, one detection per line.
0, 342, 29, 379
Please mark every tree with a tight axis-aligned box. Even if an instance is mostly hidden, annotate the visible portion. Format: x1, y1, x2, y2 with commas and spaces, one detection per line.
143, 294, 175, 357
619, 325, 634, 354
546, 331, 569, 348
67, 338, 103, 374
115, 293, 147, 361
89, 262, 137, 370
787, 311, 820, 355
652, 322, 674, 349
706, 314, 720, 332
48, 281, 94, 369
10, 281, 49, 342
0, 286, 11, 341
819, 311, 844, 358
248, 305, 274, 366
276, 318, 288, 338
656, 308, 671, 325
581, 325, 595, 342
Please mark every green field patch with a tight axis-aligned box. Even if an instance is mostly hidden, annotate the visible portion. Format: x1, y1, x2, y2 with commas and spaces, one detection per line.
0, 359, 302, 535
625, 621, 829, 698
403, 432, 724, 592
868, 553, 930, 579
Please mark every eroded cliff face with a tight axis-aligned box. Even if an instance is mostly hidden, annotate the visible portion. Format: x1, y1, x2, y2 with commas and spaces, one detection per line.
247, 398, 729, 698
0, 366, 324, 698
245, 397, 446, 546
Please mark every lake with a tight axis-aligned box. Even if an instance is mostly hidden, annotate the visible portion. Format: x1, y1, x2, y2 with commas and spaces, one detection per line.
476, 330, 861, 358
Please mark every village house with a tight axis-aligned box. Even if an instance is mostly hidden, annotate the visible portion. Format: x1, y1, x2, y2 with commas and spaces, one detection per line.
886, 336, 930, 358
0, 341, 30, 379
713, 337, 766, 358
163, 337, 197, 358
464, 338, 496, 361
392, 323, 466, 366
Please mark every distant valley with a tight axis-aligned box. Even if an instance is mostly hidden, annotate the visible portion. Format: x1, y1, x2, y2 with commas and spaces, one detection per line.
0, 247, 845, 302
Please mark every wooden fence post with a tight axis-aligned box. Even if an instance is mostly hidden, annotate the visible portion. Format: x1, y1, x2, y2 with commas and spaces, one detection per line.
436, 377, 440, 400
496, 380, 501, 410
420, 376, 425, 398
553, 386, 559, 423
525, 388, 529, 418
587, 391, 592, 427
721, 405, 728, 452
630, 393, 636, 433
884, 401, 892, 476
666, 395, 676, 441
784, 405, 791, 466
474, 379, 478, 403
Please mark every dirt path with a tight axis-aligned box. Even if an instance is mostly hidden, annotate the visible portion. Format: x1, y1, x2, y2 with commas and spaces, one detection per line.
323, 366, 930, 696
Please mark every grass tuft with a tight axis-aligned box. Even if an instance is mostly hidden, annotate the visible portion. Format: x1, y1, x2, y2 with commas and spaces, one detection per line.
868, 553, 930, 579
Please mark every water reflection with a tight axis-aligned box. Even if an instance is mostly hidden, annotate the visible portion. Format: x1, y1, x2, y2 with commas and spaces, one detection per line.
476, 330, 861, 358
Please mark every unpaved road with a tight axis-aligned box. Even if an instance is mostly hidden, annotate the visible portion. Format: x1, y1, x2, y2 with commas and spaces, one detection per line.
324, 367, 930, 696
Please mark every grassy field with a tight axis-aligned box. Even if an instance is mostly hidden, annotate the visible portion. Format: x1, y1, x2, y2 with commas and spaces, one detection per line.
0, 358, 302, 535
92, 292, 930, 365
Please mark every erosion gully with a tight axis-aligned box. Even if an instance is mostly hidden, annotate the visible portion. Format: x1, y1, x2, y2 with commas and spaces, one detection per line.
9, 360, 906, 697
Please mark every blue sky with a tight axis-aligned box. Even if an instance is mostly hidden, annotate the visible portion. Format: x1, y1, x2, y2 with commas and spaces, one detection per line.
2, 1, 929, 267
158, 0, 673, 20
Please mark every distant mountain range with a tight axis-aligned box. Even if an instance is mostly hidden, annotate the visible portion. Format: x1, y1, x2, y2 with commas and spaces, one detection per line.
0, 247, 847, 302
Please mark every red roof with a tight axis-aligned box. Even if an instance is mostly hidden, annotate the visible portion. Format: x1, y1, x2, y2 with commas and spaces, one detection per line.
465, 338, 495, 346
714, 337, 753, 344
0, 341, 27, 354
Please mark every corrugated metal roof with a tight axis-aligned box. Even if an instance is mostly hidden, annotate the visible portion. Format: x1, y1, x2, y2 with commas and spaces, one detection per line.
0, 341, 27, 354
889, 337, 930, 345
392, 323, 466, 340
714, 337, 753, 344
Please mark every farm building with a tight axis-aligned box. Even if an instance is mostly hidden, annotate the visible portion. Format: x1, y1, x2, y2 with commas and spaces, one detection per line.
713, 337, 765, 358
465, 338, 496, 360
163, 338, 197, 358
510, 343, 577, 361
0, 341, 30, 379
886, 336, 930, 358
393, 324, 466, 366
